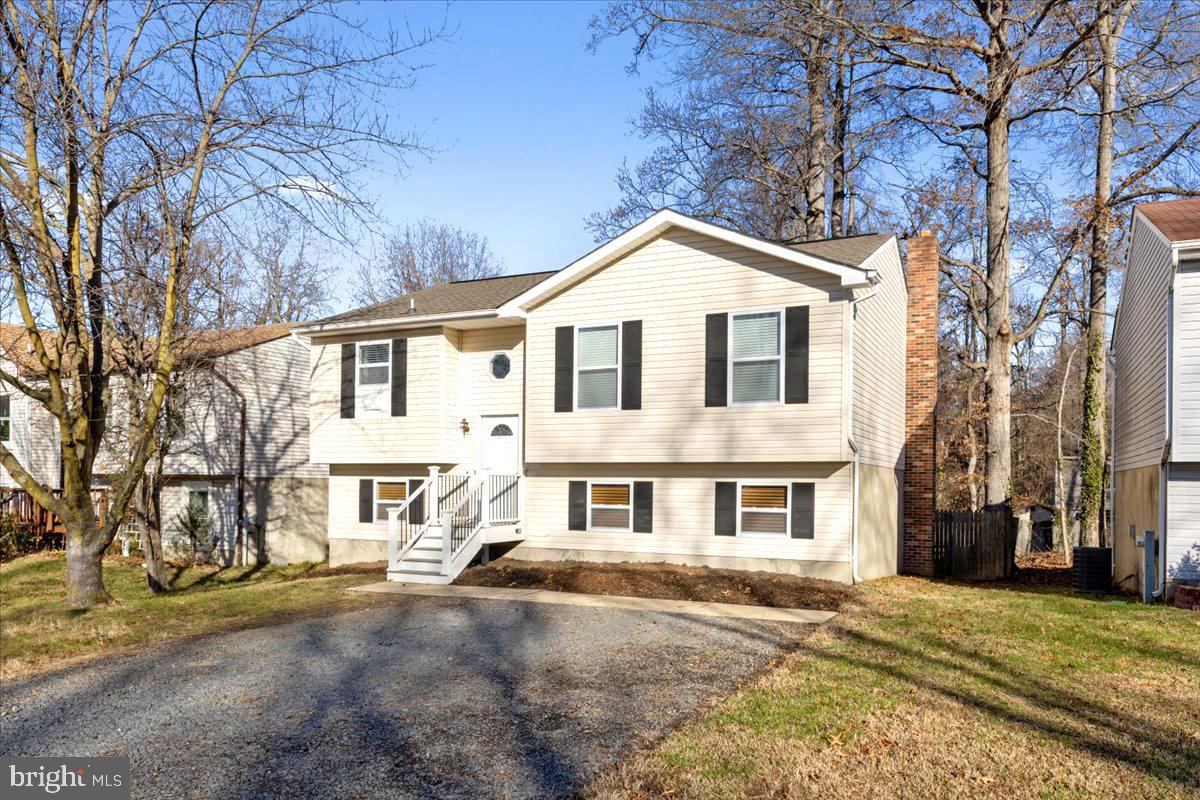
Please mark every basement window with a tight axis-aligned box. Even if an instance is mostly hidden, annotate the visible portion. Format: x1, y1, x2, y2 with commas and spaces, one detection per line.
588, 481, 631, 532
375, 480, 408, 522
738, 484, 788, 536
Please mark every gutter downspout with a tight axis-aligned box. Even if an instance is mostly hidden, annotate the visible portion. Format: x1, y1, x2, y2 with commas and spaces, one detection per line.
847, 280, 881, 584
209, 367, 248, 567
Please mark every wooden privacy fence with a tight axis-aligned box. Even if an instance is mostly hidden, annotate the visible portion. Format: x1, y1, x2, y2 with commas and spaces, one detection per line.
934, 503, 1017, 580
0, 488, 110, 545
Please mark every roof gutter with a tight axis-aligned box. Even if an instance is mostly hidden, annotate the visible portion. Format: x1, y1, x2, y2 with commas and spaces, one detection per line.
294, 309, 505, 338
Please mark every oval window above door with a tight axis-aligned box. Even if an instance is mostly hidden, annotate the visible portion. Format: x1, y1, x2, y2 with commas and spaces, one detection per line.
490, 424, 514, 437
490, 353, 511, 379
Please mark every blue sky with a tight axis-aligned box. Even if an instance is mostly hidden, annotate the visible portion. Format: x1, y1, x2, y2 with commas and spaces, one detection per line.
340, 1, 663, 306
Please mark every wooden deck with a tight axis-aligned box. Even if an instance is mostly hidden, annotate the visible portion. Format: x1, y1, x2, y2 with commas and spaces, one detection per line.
0, 488, 110, 544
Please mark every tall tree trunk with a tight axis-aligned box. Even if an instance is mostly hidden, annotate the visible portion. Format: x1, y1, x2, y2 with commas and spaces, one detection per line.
1078, 0, 1117, 548
137, 474, 170, 593
983, 105, 1014, 507
829, 46, 848, 237
63, 498, 109, 606
803, 36, 829, 239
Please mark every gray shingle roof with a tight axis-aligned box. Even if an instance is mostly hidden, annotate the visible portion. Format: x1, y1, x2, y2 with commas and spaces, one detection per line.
788, 232, 894, 268
310, 227, 893, 330
311, 271, 558, 327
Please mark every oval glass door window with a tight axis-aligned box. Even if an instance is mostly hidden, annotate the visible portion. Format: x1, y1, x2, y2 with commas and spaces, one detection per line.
490, 353, 511, 379
490, 424, 514, 436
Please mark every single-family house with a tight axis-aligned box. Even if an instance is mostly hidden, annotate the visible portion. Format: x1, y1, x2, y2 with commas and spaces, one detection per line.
1111, 197, 1200, 599
297, 210, 939, 584
1, 322, 327, 565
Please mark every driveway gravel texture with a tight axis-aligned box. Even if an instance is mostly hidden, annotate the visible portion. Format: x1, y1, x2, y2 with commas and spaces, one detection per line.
1, 594, 807, 799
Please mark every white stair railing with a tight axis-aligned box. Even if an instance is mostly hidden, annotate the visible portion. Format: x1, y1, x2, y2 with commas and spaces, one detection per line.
386, 466, 442, 571
441, 470, 489, 567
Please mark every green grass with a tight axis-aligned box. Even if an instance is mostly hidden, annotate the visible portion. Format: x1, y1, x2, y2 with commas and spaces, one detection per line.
588, 577, 1200, 800
1, 552, 385, 679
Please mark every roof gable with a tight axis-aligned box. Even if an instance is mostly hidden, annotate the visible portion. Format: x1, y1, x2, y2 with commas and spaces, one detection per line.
498, 210, 877, 314
1137, 198, 1200, 244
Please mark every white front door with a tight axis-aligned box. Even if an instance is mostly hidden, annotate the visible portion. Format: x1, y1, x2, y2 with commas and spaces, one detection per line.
480, 415, 520, 474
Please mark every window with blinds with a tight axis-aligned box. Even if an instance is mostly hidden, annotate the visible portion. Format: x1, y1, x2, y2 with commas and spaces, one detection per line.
356, 341, 391, 418
588, 481, 631, 531
375, 480, 408, 522
730, 311, 781, 405
739, 484, 788, 535
576, 324, 619, 409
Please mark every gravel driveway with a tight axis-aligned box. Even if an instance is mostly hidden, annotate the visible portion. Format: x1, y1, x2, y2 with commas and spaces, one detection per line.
1, 595, 807, 799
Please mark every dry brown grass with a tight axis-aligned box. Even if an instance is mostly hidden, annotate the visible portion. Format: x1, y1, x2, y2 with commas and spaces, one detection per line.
0, 552, 386, 680
585, 576, 1200, 800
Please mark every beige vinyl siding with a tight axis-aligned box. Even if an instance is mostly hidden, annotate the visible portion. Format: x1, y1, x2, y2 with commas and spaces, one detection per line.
1167, 464, 1200, 584
525, 229, 849, 463
1113, 217, 1174, 470
454, 326, 525, 467
310, 327, 449, 464
1173, 267, 1200, 460
851, 238, 906, 469
521, 462, 852, 563
326, 464, 447, 540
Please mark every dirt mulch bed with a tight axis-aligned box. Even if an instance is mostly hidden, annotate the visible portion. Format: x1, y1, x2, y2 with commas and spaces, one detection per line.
454, 559, 850, 611
1013, 551, 1074, 588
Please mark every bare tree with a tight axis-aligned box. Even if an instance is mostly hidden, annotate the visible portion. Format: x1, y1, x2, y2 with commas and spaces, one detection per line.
823, 0, 1101, 507
1071, 0, 1200, 546
0, 0, 440, 606
355, 218, 504, 304
588, 0, 899, 242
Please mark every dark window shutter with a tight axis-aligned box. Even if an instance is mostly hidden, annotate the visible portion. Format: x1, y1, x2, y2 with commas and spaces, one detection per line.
633, 481, 653, 533
555, 326, 574, 412
791, 482, 815, 539
705, 313, 728, 407
391, 338, 407, 416
407, 478, 425, 524
785, 306, 810, 404
359, 479, 373, 523
568, 480, 587, 530
340, 343, 356, 418
714, 481, 736, 536
621, 320, 642, 410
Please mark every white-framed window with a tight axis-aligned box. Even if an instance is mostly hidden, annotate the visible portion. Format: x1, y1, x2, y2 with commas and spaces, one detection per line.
357, 341, 391, 417
729, 310, 782, 405
587, 480, 632, 532
575, 324, 620, 410
738, 483, 789, 536
374, 479, 408, 522
0, 394, 9, 441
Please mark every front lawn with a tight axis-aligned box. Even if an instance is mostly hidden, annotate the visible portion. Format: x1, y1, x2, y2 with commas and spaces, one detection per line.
588, 575, 1200, 799
0, 552, 386, 680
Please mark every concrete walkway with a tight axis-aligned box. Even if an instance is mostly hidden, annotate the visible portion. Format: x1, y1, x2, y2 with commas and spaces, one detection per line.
350, 581, 838, 624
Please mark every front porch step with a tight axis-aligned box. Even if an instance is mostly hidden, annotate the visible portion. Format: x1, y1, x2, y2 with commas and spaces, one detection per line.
386, 567, 453, 585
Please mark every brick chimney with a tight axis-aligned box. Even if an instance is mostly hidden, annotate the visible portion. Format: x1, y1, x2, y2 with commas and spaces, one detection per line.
903, 230, 939, 576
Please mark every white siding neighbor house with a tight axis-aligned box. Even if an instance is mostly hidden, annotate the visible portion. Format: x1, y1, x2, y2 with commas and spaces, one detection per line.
1, 322, 327, 565
1112, 197, 1200, 599
0, 325, 61, 490
298, 210, 935, 584
106, 325, 329, 565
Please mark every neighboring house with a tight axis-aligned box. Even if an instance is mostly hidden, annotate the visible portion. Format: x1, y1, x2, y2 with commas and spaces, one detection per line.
297, 210, 939, 584
0, 324, 61, 490
1112, 197, 1200, 598
1, 322, 327, 566
96, 324, 329, 565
